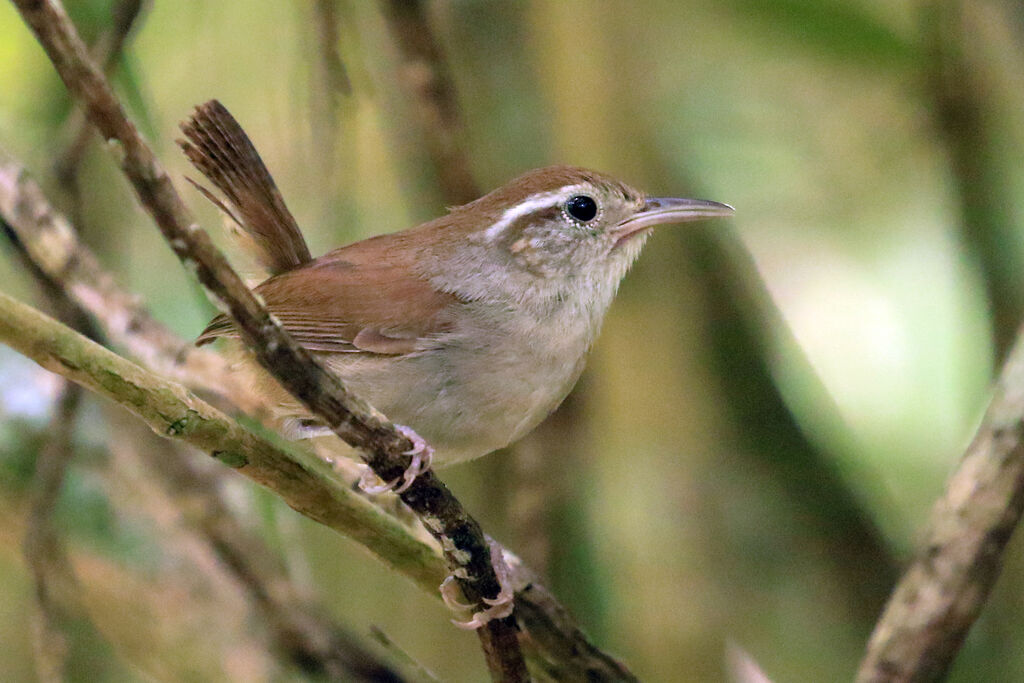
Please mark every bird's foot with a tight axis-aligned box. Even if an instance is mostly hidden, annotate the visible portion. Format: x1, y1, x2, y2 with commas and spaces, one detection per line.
358, 424, 434, 495
441, 541, 515, 630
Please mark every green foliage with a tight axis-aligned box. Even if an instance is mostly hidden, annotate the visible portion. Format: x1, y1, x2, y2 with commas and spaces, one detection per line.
723, 0, 918, 65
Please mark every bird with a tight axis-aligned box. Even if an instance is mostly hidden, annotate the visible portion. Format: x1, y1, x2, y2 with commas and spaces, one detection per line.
179, 100, 733, 491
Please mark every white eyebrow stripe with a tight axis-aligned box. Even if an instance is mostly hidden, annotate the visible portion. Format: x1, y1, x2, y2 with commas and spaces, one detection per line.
482, 185, 585, 241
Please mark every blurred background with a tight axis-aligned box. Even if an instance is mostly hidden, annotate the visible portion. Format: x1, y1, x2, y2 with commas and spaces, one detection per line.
2, 1, 1024, 680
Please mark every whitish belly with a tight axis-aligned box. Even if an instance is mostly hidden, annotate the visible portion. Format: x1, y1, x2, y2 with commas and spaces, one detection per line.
322, 312, 593, 465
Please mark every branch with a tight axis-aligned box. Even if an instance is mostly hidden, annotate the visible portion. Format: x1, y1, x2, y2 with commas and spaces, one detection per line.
379, 0, 480, 205
856, 327, 1024, 679
23, 381, 85, 683
116, 417, 407, 682
923, 1, 1024, 361
312, 0, 351, 98
12, 2, 526, 676
308, 0, 350, 182
53, 0, 148, 196
0, 156, 254, 411
0, 288, 444, 585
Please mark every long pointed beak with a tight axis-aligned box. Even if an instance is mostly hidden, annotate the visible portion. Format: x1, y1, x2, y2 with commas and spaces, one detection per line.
613, 197, 734, 245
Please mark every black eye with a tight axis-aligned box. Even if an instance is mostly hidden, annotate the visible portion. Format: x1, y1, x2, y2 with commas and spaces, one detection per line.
565, 195, 598, 222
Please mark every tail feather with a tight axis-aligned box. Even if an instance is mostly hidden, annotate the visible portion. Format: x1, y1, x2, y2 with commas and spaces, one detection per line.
178, 100, 312, 275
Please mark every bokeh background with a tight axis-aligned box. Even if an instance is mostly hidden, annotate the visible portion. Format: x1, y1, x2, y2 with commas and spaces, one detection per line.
2, 1, 1024, 680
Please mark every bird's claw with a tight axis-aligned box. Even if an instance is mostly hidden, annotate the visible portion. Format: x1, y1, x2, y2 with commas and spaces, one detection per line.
358, 467, 401, 494
440, 575, 474, 611
358, 424, 434, 495
394, 424, 433, 492
452, 598, 515, 630
442, 542, 515, 630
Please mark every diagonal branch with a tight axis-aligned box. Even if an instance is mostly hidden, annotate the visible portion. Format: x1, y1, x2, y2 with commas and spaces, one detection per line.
120, 423, 408, 682
10, 0, 526, 677
53, 0, 148, 198
379, 0, 480, 205
857, 325, 1024, 680
0, 288, 446, 586
0, 156, 252, 408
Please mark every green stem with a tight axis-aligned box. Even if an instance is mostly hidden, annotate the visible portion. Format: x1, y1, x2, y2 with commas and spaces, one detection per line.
0, 289, 444, 590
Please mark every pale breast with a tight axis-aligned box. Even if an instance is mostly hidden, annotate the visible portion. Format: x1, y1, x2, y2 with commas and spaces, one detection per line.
313, 297, 594, 465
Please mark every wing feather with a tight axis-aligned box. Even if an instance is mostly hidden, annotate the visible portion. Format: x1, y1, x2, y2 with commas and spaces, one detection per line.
196, 236, 459, 355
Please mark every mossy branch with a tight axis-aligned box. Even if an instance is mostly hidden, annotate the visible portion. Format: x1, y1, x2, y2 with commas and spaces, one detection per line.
0, 288, 445, 588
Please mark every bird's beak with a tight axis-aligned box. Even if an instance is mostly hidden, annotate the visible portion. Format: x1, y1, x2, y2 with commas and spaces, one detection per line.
613, 197, 734, 246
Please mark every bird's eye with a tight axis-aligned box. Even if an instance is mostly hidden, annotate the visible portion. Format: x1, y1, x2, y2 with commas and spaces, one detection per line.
565, 195, 598, 222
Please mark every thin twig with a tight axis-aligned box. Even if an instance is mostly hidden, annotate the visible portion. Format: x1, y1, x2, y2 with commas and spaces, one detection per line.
11, 3, 526, 677
312, 0, 351, 97
0, 157, 254, 412
53, 0, 148, 198
856, 327, 1024, 680
369, 626, 442, 682
379, 0, 480, 205
22, 381, 85, 683
128, 424, 407, 682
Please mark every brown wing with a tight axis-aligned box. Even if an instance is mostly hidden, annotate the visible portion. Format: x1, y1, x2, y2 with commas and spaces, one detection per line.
197, 234, 460, 355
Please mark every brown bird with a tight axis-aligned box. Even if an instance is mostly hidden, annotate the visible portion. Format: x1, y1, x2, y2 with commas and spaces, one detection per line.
180, 100, 732, 492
